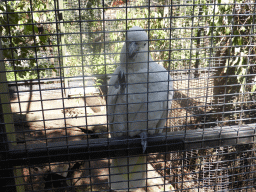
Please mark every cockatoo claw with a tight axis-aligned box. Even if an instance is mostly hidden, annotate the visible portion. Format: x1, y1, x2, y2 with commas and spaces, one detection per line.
116, 70, 126, 94
139, 132, 147, 153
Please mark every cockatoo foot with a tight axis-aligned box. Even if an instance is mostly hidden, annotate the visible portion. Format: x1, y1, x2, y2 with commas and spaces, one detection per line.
115, 70, 126, 94
139, 132, 147, 153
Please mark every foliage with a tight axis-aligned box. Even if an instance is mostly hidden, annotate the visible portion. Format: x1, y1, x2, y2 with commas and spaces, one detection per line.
201, 0, 255, 94
62, 0, 116, 81
1, 0, 254, 96
0, 0, 56, 81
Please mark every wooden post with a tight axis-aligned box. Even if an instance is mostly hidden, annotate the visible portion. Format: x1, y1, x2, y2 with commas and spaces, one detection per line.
0, 33, 25, 192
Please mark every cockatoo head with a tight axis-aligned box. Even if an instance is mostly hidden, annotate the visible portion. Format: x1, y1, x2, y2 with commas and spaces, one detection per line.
126, 26, 149, 61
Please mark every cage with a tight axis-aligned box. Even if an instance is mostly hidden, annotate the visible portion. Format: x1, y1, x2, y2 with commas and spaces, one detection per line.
0, 0, 256, 191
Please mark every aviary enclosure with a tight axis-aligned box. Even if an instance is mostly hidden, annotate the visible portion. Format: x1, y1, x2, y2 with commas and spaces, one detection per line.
0, 0, 255, 191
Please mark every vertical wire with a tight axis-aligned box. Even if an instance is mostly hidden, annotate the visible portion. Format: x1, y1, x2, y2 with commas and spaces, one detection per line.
62, 1, 73, 187
29, 0, 47, 157
53, 0, 66, 176
203, 0, 212, 131
102, 0, 112, 190
125, 2, 130, 191
222, 0, 236, 126
206, 0, 217, 148
165, 0, 173, 191
227, 1, 240, 126
238, 3, 245, 125
78, 0, 91, 190
186, 0, 195, 132
181, 0, 196, 189
146, 1, 151, 191
26, 2, 35, 190
60, 1, 72, 185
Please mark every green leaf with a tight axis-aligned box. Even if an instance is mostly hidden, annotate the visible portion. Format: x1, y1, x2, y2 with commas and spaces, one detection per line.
34, 25, 39, 33
225, 27, 230, 35
227, 16, 233, 23
0, 3, 5, 12
24, 24, 33, 35
29, 59, 36, 67
13, 37, 24, 46
237, 37, 243, 45
240, 26, 246, 32
252, 84, 256, 93
39, 35, 47, 43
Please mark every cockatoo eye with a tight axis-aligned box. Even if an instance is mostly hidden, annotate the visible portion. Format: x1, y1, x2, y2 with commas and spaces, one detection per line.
144, 43, 146, 46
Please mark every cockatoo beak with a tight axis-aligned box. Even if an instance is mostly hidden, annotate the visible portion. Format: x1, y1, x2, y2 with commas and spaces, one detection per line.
128, 41, 138, 58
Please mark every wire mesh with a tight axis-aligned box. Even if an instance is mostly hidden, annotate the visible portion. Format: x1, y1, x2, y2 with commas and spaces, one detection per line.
0, 0, 256, 191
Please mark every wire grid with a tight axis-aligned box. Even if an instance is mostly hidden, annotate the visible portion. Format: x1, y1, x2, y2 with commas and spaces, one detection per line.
0, 0, 256, 191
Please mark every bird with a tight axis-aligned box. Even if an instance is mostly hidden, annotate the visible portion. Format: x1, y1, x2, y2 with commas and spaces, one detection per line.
107, 26, 173, 191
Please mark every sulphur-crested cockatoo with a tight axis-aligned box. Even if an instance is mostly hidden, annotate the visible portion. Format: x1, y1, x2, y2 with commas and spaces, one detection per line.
107, 26, 173, 191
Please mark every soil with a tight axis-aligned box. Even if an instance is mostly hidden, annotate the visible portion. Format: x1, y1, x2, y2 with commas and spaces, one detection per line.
11, 92, 108, 144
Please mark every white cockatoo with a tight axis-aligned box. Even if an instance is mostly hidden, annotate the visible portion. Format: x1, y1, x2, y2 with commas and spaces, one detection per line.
107, 26, 173, 191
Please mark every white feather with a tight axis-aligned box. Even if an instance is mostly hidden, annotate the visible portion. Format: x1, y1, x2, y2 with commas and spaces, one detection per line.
107, 26, 173, 191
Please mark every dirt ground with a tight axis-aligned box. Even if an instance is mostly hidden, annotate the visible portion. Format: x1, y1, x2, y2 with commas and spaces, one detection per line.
11, 92, 108, 143
11, 92, 172, 192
